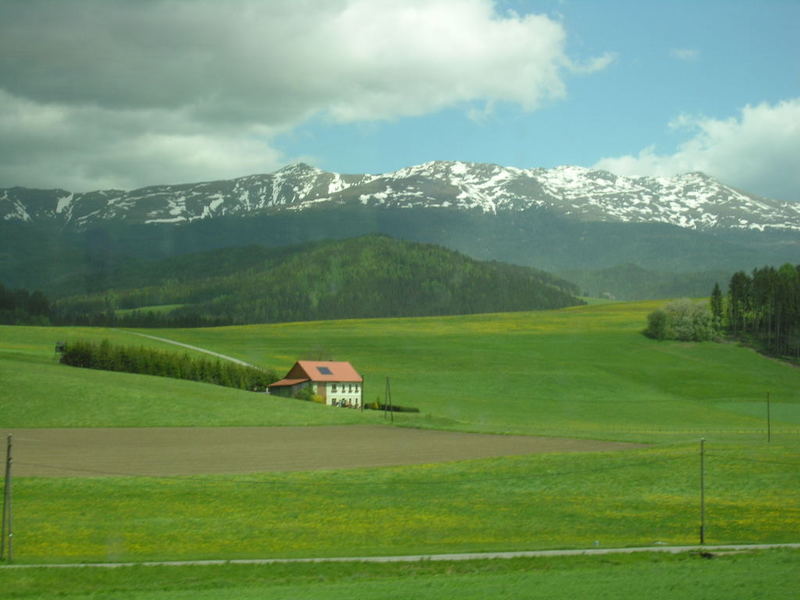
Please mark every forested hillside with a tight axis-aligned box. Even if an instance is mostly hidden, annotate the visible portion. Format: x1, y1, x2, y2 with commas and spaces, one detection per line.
2, 207, 797, 301
561, 264, 733, 301
53, 235, 584, 325
0, 282, 50, 324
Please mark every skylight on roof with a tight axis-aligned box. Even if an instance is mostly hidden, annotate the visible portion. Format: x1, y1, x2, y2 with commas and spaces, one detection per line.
317, 366, 332, 375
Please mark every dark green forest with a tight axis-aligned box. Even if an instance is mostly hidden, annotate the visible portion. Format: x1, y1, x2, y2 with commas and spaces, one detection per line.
720, 264, 800, 359
59, 339, 277, 391
0, 282, 50, 324
50, 235, 584, 326
2, 207, 797, 301
561, 263, 733, 301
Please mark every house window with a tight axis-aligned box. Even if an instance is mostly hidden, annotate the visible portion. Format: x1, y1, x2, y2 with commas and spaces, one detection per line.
332, 384, 338, 392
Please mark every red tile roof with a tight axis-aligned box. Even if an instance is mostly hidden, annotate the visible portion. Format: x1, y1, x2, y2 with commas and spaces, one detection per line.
268, 377, 310, 388
299, 360, 363, 382
291, 360, 363, 383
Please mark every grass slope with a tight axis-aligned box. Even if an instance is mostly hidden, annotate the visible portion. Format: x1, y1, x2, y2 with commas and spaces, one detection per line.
137, 301, 800, 440
5, 301, 800, 437
9, 442, 799, 562
1, 301, 799, 564
0, 302, 800, 442
2, 550, 798, 600
0, 325, 378, 428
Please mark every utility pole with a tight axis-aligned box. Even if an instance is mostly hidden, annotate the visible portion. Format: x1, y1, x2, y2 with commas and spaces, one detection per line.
385, 377, 393, 423
699, 438, 705, 546
766, 392, 772, 443
1, 434, 12, 562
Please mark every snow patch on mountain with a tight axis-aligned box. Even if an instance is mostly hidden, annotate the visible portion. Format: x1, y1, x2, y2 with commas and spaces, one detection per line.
1, 161, 797, 232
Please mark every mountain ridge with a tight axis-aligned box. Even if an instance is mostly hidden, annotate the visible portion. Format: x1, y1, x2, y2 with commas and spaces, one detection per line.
3, 160, 798, 232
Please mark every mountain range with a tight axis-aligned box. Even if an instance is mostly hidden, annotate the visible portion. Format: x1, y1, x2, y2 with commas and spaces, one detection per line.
3, 161, 799, 231
1, 161, 798, 301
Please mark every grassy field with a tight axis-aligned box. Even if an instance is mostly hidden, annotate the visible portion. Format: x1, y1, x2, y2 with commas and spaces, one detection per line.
8, 441, 799, 563
0, 324, 380, 428
130, 301, 800, 441
1, 301, 799, 575
2, 549, 798, 600
3, 302, 799, 439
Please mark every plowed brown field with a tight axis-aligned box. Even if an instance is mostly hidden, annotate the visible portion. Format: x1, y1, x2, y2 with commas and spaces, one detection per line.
2, 426, 644, 477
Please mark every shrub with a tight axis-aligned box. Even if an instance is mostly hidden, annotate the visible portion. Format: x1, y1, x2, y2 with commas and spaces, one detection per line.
644, 299, 712, 342
364, 403, 420, 413
644, 309, 668, 340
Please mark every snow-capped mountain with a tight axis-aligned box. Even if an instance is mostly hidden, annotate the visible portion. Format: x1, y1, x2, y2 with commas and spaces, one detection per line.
2, 161, 798, 231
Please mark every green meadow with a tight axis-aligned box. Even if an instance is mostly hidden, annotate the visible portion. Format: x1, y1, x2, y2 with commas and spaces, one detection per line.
0, 325, 380, 428
0, 303, 800, 442
8, 441, 799, 564
4, 301, 798, 439
2, 550, 798, 600
1, 301, 799, 577
130, 301, 800, 441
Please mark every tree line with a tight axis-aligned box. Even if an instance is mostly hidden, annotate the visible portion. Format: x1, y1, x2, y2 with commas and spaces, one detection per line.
644, 263, 799, 362
0, 282, 51, 325
718, 264, 800, 359
0, 282, 229, 328
59, 339, 277, 391
57, 309, 232, 328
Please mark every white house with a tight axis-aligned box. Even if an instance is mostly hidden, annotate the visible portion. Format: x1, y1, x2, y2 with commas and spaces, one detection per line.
268, 360, 363, 408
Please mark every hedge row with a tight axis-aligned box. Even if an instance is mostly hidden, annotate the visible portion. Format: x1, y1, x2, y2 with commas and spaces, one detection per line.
59, 339, 277, 391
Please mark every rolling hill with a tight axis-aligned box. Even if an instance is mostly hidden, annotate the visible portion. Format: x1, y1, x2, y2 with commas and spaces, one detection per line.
52, 235, 584, 325
2, 301, 798, 563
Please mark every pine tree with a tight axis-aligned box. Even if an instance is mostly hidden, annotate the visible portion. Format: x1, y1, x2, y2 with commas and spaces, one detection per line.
710, 282, 723, 331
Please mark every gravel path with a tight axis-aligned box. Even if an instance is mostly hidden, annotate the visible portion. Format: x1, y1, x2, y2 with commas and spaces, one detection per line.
2, 543, 798, 569
116, 330, 259, 368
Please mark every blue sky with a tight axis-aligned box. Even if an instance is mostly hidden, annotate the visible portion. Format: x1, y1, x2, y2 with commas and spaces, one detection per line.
1, 0, 798, 201
278, 1, 799, 200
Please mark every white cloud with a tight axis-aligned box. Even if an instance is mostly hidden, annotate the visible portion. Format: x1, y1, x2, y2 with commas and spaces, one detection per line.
569, 52, 618, 74
670, 48, 699, 61
594, 99, 800, 202
0, 90, 283, 191
0, 0, 610, 190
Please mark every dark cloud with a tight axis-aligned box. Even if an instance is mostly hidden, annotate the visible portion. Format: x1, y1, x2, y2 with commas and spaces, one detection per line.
0, 0, 593, 190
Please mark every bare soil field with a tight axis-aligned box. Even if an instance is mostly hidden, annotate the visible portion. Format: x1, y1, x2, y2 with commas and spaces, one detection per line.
2, 426, 644, 477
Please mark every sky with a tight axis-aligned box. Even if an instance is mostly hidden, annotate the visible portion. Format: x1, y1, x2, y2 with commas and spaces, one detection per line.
0, 0, 798, 202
